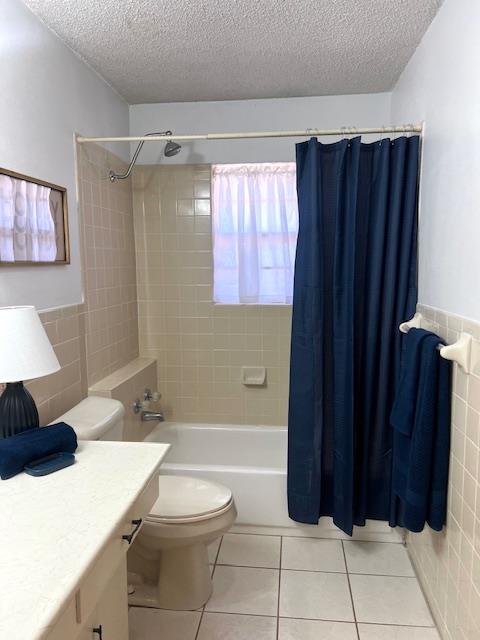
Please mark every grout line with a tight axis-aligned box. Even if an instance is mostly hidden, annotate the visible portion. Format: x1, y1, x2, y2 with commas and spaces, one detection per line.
402, 541, 439, 631
216, 562, 282, 570
212, 535, 223, 573
157, 606, 437, 628
356, 620, 437, 628
276, 537, 283, 640
347, 572, 417, 579
215, 560, 415, 579
342, 540, 360, 640
229, 530, 404, 544
194, 609, 436, 629
204, 610, 277, 619
193, 608, 205, 640
195, 536, 224, 640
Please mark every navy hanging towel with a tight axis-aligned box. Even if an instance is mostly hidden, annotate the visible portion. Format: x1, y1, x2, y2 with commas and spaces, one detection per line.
391, 328, 452, 532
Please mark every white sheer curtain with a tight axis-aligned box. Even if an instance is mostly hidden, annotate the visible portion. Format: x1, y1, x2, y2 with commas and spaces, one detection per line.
212, 163, 298, 304
0, 175, 56, 262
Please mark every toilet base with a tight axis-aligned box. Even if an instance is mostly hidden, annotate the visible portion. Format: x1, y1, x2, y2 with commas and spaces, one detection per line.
128, 543, 212, 610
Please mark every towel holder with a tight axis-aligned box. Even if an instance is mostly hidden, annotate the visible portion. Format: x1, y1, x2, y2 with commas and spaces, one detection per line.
399, 312, 474, 373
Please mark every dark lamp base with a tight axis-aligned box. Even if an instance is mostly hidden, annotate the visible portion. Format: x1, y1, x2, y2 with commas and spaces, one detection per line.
0, 382, 40, 439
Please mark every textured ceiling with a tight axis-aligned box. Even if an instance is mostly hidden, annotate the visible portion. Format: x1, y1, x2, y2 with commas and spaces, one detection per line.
22, 0, 442, 104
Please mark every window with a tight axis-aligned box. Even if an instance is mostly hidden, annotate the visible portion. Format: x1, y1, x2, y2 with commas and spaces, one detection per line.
212, 163, 298, 304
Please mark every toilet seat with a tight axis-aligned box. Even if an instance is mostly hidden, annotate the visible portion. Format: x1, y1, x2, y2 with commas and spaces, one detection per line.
146, 475, 233, 524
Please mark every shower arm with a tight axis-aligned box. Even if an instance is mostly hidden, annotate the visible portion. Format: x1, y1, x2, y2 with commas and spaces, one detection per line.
109, 130, 172, 182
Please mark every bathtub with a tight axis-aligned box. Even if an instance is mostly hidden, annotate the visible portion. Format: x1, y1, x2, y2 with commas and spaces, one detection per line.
144, 422, 290, 527
144, 422, 401, 540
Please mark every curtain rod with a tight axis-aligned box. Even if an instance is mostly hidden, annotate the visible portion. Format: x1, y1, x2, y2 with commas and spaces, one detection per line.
76, 124, 423, 144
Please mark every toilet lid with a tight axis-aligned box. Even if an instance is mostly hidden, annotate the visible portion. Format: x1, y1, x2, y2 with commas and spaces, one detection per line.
147, 475, 233, 522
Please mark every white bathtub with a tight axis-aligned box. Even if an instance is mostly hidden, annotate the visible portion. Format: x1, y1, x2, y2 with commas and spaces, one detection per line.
144, 422, 401, 541
145, 422, 290, 527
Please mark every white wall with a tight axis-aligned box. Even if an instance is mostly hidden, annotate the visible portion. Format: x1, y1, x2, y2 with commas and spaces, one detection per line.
391, 0, 480, 321
0, 0, 129, 311
129, 93, 391, 165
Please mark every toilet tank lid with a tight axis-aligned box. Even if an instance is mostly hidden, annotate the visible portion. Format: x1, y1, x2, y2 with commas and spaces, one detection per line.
52, 396, 125, 440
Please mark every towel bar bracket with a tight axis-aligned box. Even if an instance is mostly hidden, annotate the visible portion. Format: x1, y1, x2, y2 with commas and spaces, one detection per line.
399, 312, 475, 373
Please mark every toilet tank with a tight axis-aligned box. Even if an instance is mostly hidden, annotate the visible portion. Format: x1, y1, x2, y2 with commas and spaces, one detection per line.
54, 397, 125, 441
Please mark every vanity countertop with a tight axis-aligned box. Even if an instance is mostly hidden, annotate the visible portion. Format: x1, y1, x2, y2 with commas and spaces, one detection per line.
0, 440, 170, 640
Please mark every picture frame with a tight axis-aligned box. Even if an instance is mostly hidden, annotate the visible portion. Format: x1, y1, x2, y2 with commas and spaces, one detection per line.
0, 167, 70, 265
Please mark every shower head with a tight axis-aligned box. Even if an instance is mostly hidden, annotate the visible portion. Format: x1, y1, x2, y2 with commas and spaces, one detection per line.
164, 140, 181, 157
109, 129, 179, 181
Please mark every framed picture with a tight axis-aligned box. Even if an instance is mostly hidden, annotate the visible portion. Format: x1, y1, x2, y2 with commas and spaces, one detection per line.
0, 167, 70, 265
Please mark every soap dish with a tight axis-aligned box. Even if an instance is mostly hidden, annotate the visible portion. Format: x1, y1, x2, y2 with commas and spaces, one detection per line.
241, 366, 267, 386
24, 452, 76, 477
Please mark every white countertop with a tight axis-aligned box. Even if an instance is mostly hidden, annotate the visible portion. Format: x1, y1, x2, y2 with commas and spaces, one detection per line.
0, 440, 170, 640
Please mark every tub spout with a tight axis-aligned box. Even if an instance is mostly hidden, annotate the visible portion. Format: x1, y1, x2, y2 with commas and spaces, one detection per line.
141, 410, 164, 422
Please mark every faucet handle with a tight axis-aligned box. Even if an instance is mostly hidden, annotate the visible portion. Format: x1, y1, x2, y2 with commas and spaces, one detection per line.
132, 399, 142, 414
144, 388, 153, 401
144, 388, 161, 402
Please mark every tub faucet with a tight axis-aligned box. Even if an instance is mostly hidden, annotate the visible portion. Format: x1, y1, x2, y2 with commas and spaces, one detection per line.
141, 410, 165, 422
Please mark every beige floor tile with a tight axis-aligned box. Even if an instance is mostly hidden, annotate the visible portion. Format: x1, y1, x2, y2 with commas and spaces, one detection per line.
343, 541, 414, 576
280, 570, 354, 621
206, 566, 279, 616
218, 533, 281, 568
197, 612, 277, 639
278, 617, 357, 639
350, 575, 434, 626
282, 537, 346, 572
129, 607, 201, 640
358, 623, 440, 639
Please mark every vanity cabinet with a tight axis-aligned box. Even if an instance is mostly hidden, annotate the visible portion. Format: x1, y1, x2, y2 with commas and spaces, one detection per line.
78, 560, 128, 640
0, 441, 169, 640
45, 470, 160, 640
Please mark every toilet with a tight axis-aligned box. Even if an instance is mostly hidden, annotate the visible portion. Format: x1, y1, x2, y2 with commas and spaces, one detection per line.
55, 396, 237, 610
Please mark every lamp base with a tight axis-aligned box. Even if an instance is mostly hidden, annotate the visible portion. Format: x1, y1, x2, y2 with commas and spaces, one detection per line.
0, 382, 39, 439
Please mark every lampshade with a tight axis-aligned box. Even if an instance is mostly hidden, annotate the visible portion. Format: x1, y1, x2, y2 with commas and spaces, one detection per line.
0, 306, 60, 382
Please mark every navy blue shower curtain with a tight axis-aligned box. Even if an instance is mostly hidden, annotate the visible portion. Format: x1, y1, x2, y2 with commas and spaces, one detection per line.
288, 136, 419, 536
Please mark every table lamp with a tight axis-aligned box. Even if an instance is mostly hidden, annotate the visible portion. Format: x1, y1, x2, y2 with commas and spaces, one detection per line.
0, 306, 60, 438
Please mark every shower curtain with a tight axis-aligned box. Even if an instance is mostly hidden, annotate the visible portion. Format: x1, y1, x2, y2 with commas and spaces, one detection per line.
288, 135, 419, 536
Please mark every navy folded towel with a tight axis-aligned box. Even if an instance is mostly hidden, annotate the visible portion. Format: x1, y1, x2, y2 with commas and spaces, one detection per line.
0, 423, 77, 480
391, 329, 451, 532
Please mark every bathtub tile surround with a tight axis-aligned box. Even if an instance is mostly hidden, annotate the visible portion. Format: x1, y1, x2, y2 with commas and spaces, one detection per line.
405, 304, 480, 640
129, 532, 439, 640
6, 143, 141, 428
77, 141, 139, 386
88, 357, 158, 441
13, 142, 140, 427
133, 165, 291, 425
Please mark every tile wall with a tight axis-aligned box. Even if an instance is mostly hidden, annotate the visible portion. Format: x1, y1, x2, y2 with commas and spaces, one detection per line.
408, 304, 480, 640
4, 143, 141, 426
77, 142, 139, 386
89, 357, 159, 442
133, 165, 291, 425
29, 304, 87, 425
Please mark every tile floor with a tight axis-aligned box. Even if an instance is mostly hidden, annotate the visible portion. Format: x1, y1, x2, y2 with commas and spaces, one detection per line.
129, 532, 440, 640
